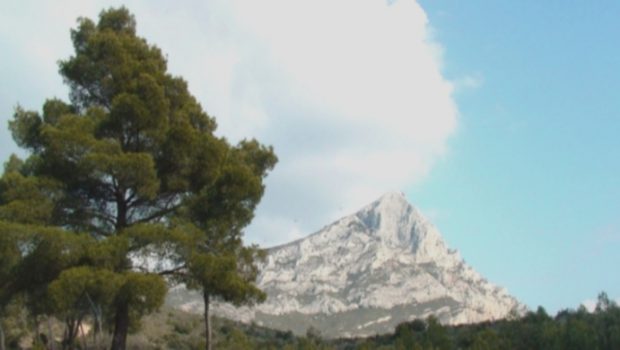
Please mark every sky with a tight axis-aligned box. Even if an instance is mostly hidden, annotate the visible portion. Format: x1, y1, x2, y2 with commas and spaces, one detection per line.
1, 1, 619, 314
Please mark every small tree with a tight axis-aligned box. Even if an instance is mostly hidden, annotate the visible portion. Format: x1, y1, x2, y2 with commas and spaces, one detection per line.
177, 139, 276, 350
423, 316, 451, 350
596, 292, 617, 313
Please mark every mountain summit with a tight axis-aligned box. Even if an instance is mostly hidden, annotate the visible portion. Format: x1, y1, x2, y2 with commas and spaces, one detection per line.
170, 192, 523, 337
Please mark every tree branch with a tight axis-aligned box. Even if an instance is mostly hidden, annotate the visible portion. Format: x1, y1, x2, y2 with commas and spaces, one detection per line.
158, 265, 187, 276
132, 202, 182, 225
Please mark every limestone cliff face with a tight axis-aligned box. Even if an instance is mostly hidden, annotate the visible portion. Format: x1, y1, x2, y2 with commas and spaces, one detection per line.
169, 192, 524, 338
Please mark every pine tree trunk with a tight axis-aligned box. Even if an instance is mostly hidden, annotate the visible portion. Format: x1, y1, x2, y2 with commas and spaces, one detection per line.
203, 291, 211, 350
47, 318, 55, 350
110, 303, 129, 350
64, 317, 78, 349
79, 322, 88, 350
0, 320, 6, 350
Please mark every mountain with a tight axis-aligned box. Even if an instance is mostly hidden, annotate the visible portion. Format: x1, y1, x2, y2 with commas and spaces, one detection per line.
167, 192, 524, 338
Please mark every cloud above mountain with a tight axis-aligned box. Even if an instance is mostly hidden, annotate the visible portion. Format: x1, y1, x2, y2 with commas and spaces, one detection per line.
0, 0, 458, 246
217, 0, 459, 245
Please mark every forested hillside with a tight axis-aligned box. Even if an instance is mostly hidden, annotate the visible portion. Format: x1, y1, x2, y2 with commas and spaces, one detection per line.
1, 292, 619, 349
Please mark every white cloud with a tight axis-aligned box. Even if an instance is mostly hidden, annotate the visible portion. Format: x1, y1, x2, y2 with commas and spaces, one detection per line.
581, 299, 597, 312
1, 0, 458, 246
220, 0, 459, 244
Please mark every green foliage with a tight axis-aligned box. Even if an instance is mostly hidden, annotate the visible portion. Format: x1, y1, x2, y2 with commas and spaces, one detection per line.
469, 329, 502, 350
0, 223, 90, 310
0, 299, 28, 349
1, 6, 276, 350
117, 272, 167, 320
48, 267, 121, 314
423, 315, 451, 350
4, 294, 620, 350
0, 161, 61, 225
173, 101, 276, 348
219, 328, 255, 349
339, 293, 620, 350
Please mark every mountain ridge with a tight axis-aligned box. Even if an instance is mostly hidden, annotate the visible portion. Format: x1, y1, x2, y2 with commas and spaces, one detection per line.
168, 192, 525, 337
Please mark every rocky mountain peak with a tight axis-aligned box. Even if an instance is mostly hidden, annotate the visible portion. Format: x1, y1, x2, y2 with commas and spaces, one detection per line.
354, 191, 446, 261
170, 192, 525, 338
357, 191, 415, 230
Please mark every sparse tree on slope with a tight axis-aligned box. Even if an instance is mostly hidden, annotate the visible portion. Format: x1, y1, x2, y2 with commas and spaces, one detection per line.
176, 139, 276, 350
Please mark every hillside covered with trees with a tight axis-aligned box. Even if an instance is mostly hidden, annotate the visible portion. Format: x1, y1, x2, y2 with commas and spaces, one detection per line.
1, 292, 619, 349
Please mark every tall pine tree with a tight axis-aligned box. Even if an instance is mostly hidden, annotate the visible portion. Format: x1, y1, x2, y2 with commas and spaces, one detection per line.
3, 7, 276, 350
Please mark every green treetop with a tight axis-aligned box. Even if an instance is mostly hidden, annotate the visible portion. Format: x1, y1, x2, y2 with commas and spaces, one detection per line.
2, 7, 276, 350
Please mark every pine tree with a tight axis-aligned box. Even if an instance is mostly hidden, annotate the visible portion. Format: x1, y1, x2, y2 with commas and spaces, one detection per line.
3, 7, 276, 350
176, 139, 276, 350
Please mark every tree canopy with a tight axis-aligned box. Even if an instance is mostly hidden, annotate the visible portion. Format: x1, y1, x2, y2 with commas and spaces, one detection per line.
1, 6, 276, 350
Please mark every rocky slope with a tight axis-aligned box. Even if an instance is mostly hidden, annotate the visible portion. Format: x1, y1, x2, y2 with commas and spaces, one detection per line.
168, 192, 524, 338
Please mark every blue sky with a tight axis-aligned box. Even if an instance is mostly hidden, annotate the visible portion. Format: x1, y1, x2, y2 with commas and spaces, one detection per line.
413, 1, 620, 312
1, 1, 618, 313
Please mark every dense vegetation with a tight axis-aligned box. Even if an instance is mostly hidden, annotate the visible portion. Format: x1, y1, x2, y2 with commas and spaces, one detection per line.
1, 292, 619, 349
337, 292, 620, 350
0, 7, 275, 350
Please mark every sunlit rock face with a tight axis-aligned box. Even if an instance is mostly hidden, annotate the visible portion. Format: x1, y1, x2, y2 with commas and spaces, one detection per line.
168, 192, 524, 338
